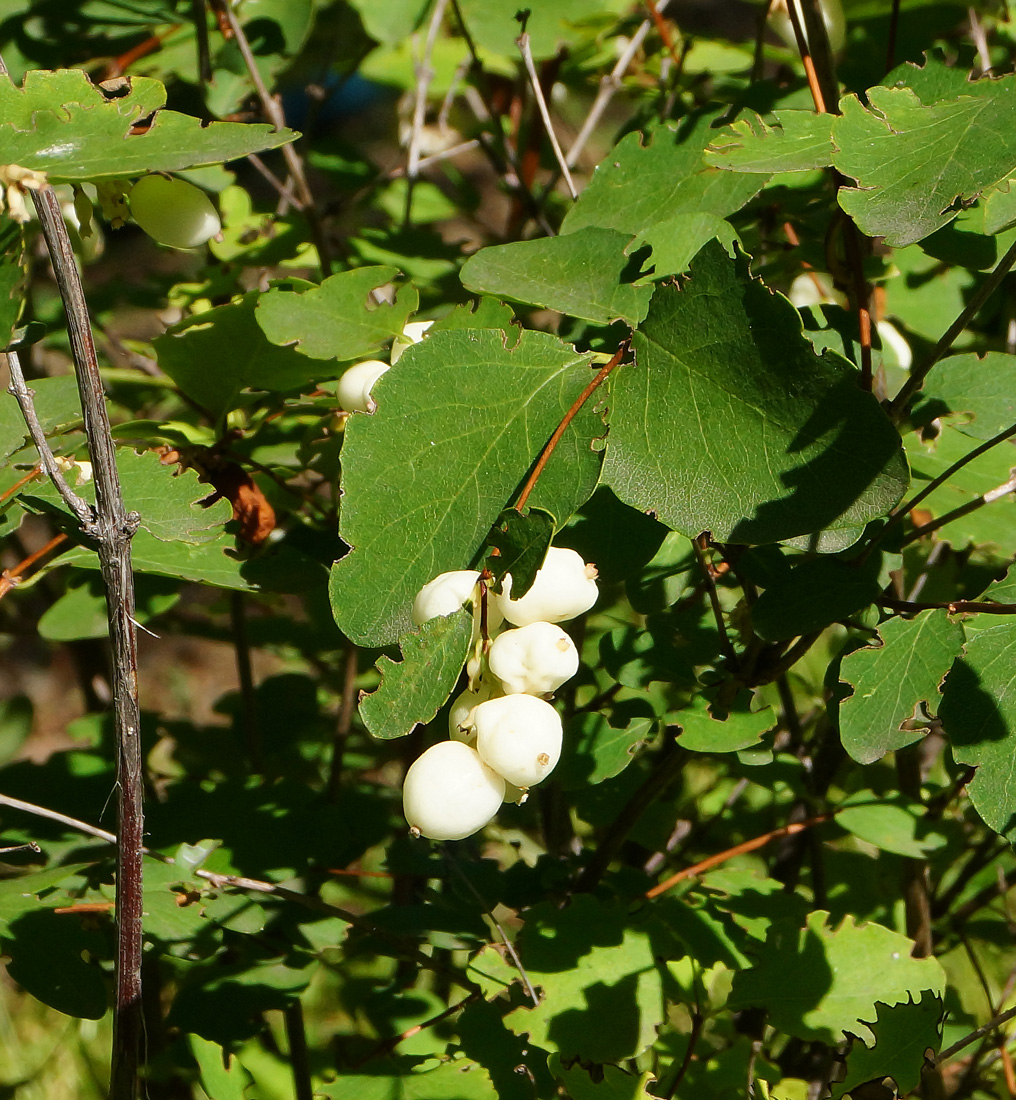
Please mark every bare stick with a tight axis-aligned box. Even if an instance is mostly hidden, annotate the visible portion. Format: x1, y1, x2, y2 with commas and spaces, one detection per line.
31, 183, 143, 1100
213, 0, 331, 276
517, 32, 577, 200
405, 0, 451, 223
889, 237, 1016, 420
4, 350, 95, 529
903, 470, 1016, 546
886, 0, 902, 73
938, 1006, 1016, 1064
246, 153, 303, 210
327, 639, 360, 801
878, 596, 1016, 616
0, 792, 117, 844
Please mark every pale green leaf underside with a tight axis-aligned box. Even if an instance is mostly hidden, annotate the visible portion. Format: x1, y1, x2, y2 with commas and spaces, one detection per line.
329, 328, 602, 647
359, 611, 473, 740
460, 227, 652, 325
256, 266, 419, 361
0, 70, 296, 180
706, 110, 835, 174
602, 242, 909, 545
834, 84, 1016, 247
940, 622, 1016, 838
839, 610, 964, 764
729, 911, 945, 1044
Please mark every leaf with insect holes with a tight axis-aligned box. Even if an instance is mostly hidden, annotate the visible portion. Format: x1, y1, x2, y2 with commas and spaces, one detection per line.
839, 610, 964, 764
359, 610, 473, 740
601, 241, 908, 545
330, 328, 602, 647
256, 266, 419, 361
0, 70, 296, 180
706, 110, 835, 174
831, 992, 944, 1100
484, 507, 556, 600
460, 228, 653, 325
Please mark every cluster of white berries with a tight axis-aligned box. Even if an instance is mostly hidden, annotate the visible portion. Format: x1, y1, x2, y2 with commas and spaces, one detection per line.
337, 319, 433, 414
402, 547, 599, 841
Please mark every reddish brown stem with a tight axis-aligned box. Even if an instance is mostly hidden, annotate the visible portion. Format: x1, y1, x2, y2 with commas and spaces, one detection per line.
646, 811, 835, 899
878, 597, 1016, 616
0, 532, 69, 598
514, 345, 626, 513
646, 0, 683, 67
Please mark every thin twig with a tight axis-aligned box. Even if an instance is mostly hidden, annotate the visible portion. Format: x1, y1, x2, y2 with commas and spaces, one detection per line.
0, 792, 118, 844
0, 533, 69, 599
516, 32, 577, 200
230, 592, 265, 777
903, 470, 1016, 546
514, 345, 626, 512
212, 0, 331, 276
283, 1002, 314, 1100
327, 639, 360, 801
30, 182, 143, 1100
405, 0, 451, 224
645, 812, 836, 899
246, 153, 303, 210
877, 596, 1016, 615
938, 1006, 1016, 1064
692, 535, 739, 671
785, 0, 827, 113
351, 994, 480, 1067
4, 351, 95, 530
886, 0, 902, 73
889, 237, 1016, 420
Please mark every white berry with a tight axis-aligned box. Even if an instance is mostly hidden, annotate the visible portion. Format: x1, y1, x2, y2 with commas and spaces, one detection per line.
391, 319, 434, 364
472, 694, 563, 789
403, 741, 505, 840
412, 570, 480, 626
449, 678, 501, 743
488, 621, 579, 696
128, 175, 221, 249
338, 359, 390, 414
497, 547, 599, 627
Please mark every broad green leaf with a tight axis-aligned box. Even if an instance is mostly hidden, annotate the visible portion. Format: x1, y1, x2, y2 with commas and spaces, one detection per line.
504, 897, 664, 1061
0, 218, 25, 349
0, 863, 96, 928
706, 110, 834, 173
984, 173, 1016, 235
154, 291, 337, 417
917, 352, 1016, 441
839, 610, 964, 764
38, 572, 181, 641
359, 610, 473, 740
833, 84, 1016, 247
728, 911, 945, 1044
702, 869, 811, 945
458, 1000, 556, 1100
256, 267, 419, 361
939, 622, 1016, 838
460, 228, 653, 325
561, 113, 766, 252
430, 297, 516, 333
751, 556, 882, 642
550, 1057, 657, 1100
456, 0, 630, 60
836, 794, 949, 859
675, 689, 776, 753
347, 0, 429, 43
0, 70, 296, 180
0, 375, 81, 464
483, 507, 555, 599
558, 699, 656, 788
189, 1035, 251, 1100
831, 992, 944, 1100
905, 424, 1016, 554
319, 1057, 497, 1099
601, 242, 909, 545
635, 213, 738, 279
329, 329, 602, 647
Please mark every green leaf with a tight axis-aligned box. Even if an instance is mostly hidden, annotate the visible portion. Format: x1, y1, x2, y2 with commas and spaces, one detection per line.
504, 896, 664, 1062
836, 794, 949, 859
558, 699, 656, 788
833, 84, 1016, 247
751, 556, 882, 642
831, 992, 944, 1100
939, 622, 1016, 838
154, 291, 336, 417
839, 610, 964, 764
634, 213, 739, 279
38, 572, 181, 641
561, 113, 766, 254
460, 229, 653, 325
430, 297, 516, 333
330, 329, 602, 647
347, 0, 429, 43
601, 242, 909, 545
728, 911, 945, 1044
256, 267, 419, 361
917, 352, 1016, 441
983, 172, 1016, 235
0, 375, 81, 464
550, 1057, 657, 1100
0, 70, 296, 180
189, 1035, 251, 1100
358, 610, 473, 740
456, 0, 631, 60
319, 1057, 497, 1099
706, 110, 835, 173
483, 507, 555, 599
675, 689, 776, 753
0, 218, 25, 350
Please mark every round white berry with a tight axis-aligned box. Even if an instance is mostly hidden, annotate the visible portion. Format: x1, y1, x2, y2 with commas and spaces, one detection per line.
402, 741, 505, 840
338, 360, 390, 414
497, 547, 599, 627
412, 570, 480, 626
472, 694, 563, 789
448, 678, 502, 743
391, 319, 434, 364
128, 174, 221, 249
488, 621, 579, 696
